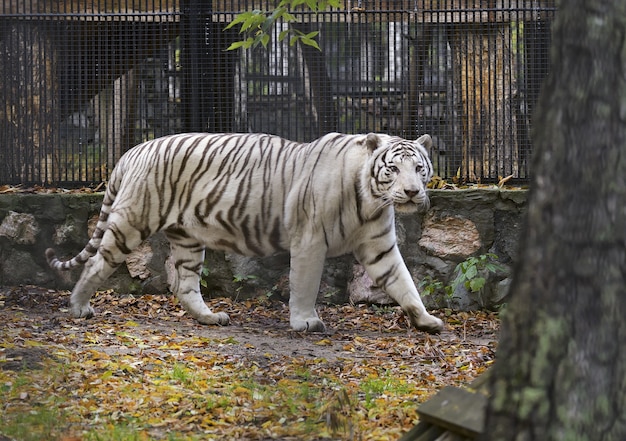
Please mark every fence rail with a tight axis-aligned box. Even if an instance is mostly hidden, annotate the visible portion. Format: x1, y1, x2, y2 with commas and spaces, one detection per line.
0, 0, 556, 186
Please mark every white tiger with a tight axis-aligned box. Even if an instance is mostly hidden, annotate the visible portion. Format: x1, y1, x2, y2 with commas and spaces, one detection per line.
46, 132, 444, 334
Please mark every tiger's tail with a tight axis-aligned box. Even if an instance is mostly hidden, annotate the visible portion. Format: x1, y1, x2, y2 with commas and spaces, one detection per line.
46, 168, 121, 271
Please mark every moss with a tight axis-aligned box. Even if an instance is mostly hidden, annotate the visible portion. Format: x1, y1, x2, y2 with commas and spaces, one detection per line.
531, 315, 568, 386
517, 386, 548, 420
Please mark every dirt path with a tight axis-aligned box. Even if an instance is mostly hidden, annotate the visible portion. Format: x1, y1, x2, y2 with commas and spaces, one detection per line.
1, 285, 497, 363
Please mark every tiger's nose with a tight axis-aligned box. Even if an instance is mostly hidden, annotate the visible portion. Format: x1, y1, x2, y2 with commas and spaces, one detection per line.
405, 188, 420, 198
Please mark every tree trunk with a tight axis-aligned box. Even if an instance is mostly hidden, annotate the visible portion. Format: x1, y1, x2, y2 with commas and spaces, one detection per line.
482, 1, 626, 439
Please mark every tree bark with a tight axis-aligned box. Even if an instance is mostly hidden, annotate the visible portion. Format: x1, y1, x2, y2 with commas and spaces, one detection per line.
482, 1, 626, 440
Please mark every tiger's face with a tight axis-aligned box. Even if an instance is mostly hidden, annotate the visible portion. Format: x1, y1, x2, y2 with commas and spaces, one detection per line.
367, 134, 434, 214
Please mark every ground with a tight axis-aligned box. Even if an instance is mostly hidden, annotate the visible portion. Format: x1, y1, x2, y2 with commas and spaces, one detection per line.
0, 286, 499, 441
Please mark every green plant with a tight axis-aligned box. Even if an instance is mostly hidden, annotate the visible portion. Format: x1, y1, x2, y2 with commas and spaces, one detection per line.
225, 0, 341, 50
127, 280, 143, 294
199, 264, 211, 289
265, 284, 280, 300
418, 274, 454, 309
359, 372, 411, 409
419, 254, 506, 307
371, 304, 397, 315
418, 275, 445, 298
323, 289, 341, 302
228, 273, 258, 301
449, 253, 505, 296
233, 273, 257, 284
169, 363, 196, 385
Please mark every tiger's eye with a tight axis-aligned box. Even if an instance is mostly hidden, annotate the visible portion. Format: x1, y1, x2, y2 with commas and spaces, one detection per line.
389, 165, 399, 173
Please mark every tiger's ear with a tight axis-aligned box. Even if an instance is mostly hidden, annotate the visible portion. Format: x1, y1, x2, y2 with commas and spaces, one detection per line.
365, 133, 382, 152
417, 134, 432, 149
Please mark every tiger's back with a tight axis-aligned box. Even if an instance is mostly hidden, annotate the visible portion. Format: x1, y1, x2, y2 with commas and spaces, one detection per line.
107, 133, 373, 257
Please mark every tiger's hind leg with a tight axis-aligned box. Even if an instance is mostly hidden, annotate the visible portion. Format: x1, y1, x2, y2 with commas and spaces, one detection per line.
288, 248, 327, 332
165, 229, 229, 326
70, 255, 120, 318
69, 221, 142, 318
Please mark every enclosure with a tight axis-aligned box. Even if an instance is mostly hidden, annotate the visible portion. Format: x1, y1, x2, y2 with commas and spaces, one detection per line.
0, 2, 553, 438
0, 0, 556, 186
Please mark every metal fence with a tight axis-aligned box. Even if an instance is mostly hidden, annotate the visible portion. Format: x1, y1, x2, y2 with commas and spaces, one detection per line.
0, 1, 556, 186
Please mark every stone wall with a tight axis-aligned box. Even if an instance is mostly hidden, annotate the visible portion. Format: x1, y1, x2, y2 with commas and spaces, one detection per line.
0, 189, 526, 310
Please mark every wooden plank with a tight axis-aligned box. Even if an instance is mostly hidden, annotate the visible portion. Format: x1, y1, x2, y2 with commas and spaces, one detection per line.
398, 423, 446, 441
416, 386, 486, 439
397, 421, 432, 441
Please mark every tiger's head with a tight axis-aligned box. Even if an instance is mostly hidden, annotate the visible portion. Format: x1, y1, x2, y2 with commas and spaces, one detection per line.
366, 133, 434, 214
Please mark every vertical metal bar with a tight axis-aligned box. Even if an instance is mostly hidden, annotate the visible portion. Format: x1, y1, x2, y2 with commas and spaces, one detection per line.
180, 0, 213, 132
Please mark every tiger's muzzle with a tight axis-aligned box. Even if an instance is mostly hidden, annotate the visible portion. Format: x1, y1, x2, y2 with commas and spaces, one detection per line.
394, 195, 430, 213
392, 186, 429, 213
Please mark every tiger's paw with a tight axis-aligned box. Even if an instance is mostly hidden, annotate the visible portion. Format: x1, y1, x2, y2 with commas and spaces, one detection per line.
70, 303, 95, 319
404, 306, 444, 334
291, 317, 326, 333
416, 316, 444, 334
196, 312, 230, 326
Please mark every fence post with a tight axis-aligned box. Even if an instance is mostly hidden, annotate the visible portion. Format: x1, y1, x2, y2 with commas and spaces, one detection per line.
180, 0, 213, 133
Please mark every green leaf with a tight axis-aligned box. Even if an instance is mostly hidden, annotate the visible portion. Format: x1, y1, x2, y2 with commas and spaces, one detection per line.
224, 12, 253, 30
465, 265, 478, 280
485, 263, 498, 273
289, 0, 307, 7
260, 34, 271, 48
226, 39, 252, 51
240, 16, 263, 33
468, 277, 486, 292
278, 29, 291, 41
305, 0, 320, 11
300, 36, 321, 50
282, 11, 297, 22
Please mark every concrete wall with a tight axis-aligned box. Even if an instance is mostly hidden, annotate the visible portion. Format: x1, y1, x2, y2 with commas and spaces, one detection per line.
0, 189, 526, 310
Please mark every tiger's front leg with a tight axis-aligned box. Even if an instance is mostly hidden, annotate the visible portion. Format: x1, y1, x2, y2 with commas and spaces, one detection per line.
288, 249, 327, 332
356, 243, 444, 334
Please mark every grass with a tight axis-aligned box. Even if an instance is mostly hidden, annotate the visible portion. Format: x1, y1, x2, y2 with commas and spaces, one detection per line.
0, 406, 67, 441
360, 371, 413, 409
0, 351, 454, 440
168, 363, 197, 385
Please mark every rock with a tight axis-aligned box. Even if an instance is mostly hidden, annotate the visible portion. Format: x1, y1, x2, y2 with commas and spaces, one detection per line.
0, 211, 39, 245
348, 264, 395, 305
165, 254, 176, 289
87, 214, 99, 236
493, 210, 522, 262
491, 277, 512, 306
52, 216, 86, 245
126, 242, 154, 280
0, 249, 54, 286
419, 213, 481, 259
